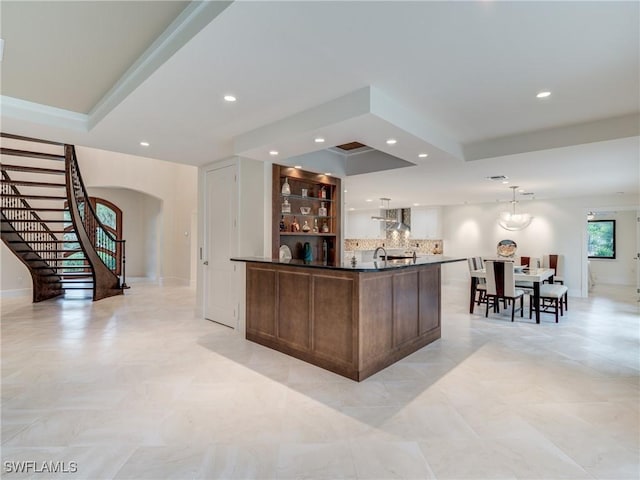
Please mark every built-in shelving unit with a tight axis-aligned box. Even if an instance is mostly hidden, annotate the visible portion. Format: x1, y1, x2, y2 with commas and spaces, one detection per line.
272, 164, 341, 265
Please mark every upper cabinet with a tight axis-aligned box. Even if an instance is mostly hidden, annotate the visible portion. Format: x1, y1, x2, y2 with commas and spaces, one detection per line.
272, 164, 342, 265
346, 209, 384, 239
410, 206, 442, 239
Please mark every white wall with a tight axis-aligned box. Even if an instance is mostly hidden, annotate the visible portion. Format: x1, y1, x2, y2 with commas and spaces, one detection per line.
1, 146, 197, 296
441, 194, 639, 297
588, 210, 637, 285
77, 146, 197, 285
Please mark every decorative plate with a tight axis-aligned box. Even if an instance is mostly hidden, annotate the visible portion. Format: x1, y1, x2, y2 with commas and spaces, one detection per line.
497, 239, 517, 258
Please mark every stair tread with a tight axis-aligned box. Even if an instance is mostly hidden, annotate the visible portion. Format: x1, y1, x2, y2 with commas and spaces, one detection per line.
0, 133, 63, 146
1, 194, 67, 200
14, 249, 82, 253
2, 180, 65, 188
8, 240, 77, 244
0, 148, 65, 161
1, 164, 66, 175
3, 219, 70, 223
33, 266, 90, 269
2, 207, 68, 212
4, 230, 73, 234
41, 274, 92, 278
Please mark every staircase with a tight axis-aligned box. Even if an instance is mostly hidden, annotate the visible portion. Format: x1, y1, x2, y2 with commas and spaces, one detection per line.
1, 133, 127, 302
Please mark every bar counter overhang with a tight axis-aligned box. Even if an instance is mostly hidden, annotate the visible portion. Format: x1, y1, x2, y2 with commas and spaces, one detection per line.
232, 256, 465, 381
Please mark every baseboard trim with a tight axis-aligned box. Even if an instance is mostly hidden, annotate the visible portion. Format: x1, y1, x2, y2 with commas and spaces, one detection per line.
0, 287, 32, 298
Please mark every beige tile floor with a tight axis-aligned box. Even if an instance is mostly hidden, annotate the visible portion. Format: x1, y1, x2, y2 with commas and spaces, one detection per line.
1, 281, 638, 479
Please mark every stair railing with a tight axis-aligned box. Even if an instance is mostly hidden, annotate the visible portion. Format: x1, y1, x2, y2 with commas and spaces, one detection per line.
65, 145, 127, 298
1, 171, 59, 263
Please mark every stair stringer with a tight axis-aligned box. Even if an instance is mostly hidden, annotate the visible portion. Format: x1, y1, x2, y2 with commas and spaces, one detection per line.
63, 145, 122, 301
0, 212, 64, 302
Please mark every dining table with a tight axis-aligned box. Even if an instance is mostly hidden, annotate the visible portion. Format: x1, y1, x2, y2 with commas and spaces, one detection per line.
470, 267, 555, 324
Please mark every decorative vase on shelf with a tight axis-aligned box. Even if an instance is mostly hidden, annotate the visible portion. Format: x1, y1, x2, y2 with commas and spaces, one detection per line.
281, 178, 291, 196
321, 221, 329, 233
313, 218, 319, 233
279, 216, 286, 232
281, 198, 291, 214
290, 217, 300, 232
302, 220, 311, 232
303, 242, 313, 263
318, 202, 327, 217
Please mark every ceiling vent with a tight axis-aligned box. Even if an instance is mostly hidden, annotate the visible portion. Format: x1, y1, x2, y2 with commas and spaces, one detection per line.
336, 141, 367, 151
486, 175, 509, 181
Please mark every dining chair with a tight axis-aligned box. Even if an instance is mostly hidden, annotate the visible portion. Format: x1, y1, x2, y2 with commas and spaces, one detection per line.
484, 260, 525, 321
542, 254, 565, 284
529, 283, 569, 323
514, 256, 539, 292
468, 256, 486, 307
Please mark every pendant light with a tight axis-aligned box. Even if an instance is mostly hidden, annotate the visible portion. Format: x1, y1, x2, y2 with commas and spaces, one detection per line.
371, 198, 391, 222
370, 198, 410, 232
498, 186, 532, 231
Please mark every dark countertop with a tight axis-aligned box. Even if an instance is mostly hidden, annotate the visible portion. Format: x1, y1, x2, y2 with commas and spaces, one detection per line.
231, 255, 466, 272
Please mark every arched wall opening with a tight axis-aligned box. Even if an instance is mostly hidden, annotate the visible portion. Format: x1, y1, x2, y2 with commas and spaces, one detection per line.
88, 187, 163, 281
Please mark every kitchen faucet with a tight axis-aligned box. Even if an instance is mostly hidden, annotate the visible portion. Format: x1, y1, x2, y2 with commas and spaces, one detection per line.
373, 246, 387, 260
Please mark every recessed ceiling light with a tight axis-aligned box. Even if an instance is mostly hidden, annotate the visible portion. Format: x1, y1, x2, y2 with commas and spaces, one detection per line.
223, 95, 237, 102
314, 137, 325, 143
324, 172, 332, 176
269, 150, 278, 156
413, 203, 420, 206
536, 91, 551, 98
294, 165, 302, 169
386, 139, 397, 145
418, 153, 428, 158
344, 189, 348, 193
502, 180, 510, 184
349, 207, 355, 211
366, 199, 373, 202
140, 141, 149, 147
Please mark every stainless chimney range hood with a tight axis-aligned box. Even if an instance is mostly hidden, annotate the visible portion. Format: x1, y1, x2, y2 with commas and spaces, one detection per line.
371, 198, 411, 232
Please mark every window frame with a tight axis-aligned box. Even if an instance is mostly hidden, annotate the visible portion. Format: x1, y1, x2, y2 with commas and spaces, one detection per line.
587, 219, 616, 260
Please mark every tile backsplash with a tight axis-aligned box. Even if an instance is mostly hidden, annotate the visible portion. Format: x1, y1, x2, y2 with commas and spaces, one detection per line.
344, 238, 443, 255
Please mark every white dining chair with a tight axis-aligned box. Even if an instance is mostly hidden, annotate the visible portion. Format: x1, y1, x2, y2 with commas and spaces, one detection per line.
484, 260, 525, 322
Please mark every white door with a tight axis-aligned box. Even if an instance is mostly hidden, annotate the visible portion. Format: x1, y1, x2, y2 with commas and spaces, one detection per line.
204, 164, 238, 328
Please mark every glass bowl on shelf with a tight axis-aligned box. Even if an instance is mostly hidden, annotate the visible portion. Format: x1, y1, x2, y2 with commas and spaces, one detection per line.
300, 207, 311, 215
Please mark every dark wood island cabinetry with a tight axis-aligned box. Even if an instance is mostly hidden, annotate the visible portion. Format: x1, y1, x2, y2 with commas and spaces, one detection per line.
233, 256, 464, 381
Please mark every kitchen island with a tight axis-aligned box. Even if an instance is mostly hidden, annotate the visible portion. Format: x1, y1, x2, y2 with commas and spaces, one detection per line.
232, 255, 465, 381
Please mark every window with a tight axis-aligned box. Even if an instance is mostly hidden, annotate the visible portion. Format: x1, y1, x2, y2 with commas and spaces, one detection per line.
587, 220, 616, 259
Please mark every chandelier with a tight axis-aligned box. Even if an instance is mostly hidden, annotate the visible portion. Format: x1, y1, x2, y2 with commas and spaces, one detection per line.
498, 186, 532, 231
